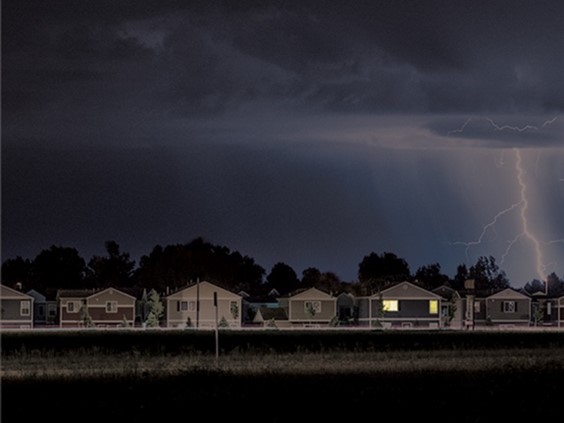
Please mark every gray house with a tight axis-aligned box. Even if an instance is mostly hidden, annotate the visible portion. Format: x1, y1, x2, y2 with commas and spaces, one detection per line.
483, 288, 531, 327
0, 284, 34, 328
357, 281, 443, 329
432, 285, 464, 329
26, 288, 58, 327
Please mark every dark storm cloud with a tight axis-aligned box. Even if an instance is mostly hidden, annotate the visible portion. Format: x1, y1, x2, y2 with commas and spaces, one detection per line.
427, 115, 564, 148
4, 0, 564, 132
3, 0, 564, 282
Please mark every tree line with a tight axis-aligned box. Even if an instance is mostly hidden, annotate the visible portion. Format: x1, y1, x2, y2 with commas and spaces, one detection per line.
2, 237, 563, 298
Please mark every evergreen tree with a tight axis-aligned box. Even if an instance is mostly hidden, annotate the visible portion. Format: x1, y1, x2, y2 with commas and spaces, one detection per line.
145, 289, 164, 327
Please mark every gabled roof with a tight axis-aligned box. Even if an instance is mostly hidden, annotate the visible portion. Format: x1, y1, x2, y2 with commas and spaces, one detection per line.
1, 284, 34, 300
432, 285, 460, 300
376, 281, 443, 300
26, 289, 46, 302
166, 280, 241, 300
256, 306, 288, 321
88, 287, 137, 301
57, 289, 98, 299
487, 288, 531, 300
289, 287, 334, 300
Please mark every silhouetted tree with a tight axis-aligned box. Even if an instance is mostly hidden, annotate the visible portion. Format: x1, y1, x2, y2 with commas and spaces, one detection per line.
523, 274, 564, 297
266, 262, 300, 295
133, 237, 264, 293
86, 241, 135, 288
524, 279, 546, 295
317, 271, 342, 294
547, 273, 564, 297
302, 267, 322, 288
358, 251, 410, 294
452, 264, 469, 291
31, 245, 87, 290
1, 256, 33, 289
468, 256, 509, 296
414, 263, 450, 290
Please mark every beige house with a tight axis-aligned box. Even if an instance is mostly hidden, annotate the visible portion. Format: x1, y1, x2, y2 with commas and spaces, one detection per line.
58, 287, 136, 328
165, 281, 242, 328
286, 287, 337, 327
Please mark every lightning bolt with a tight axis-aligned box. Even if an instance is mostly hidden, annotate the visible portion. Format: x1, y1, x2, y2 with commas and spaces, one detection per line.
448, 115, 560, 288
511, 148, 546, 282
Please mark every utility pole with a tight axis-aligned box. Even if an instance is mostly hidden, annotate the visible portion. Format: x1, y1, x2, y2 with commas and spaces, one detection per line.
196, 277, 200, 328
214, 291, 219, 365
464, 279, 475, 330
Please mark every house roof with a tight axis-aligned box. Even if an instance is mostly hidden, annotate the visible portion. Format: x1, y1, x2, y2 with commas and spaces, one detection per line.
289, 287, 334, 300
1, 284, 34, 300
166, 280, 241, 300
432, 285, 460, 300
377, 281, 443, 300
88, 287, 137, 301
487, 288, 531, 300
256, 306, 288, 321
57, 289, 99, 299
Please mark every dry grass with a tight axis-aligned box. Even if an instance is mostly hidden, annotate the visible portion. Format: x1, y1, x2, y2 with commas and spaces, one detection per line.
3, 347, 564, 379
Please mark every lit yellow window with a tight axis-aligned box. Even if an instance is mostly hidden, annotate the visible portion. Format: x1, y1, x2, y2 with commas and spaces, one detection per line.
383, 300, 398, 312
429, 300, 438, 314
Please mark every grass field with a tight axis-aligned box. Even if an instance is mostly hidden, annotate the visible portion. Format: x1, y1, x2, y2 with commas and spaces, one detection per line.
2, 329, 564, 421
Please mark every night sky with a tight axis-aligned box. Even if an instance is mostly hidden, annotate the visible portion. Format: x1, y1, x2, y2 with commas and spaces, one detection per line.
3, 0, 564, 287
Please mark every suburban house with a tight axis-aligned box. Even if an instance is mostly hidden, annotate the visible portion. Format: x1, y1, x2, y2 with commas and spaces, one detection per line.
336, 292, 356, 325
432, 285, 464, 329
483, 287, 531, 327
526, 291, 564, 327
284, 287, 337, 327
58, 287, 136, 328
356, 281, 444, 329
242, 290, 280, 325
0, 284, 34, 328
252, 306, 290, 328
165, 280, 243, 328
26, 288, 58, 327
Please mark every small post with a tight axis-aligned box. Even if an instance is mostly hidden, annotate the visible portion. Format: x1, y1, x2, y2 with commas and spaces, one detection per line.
214, 291, 219, 364
196, 277, 200, 329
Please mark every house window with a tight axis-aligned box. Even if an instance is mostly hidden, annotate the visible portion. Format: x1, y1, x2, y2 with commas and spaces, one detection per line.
188, 301, 196, 311
429, 300, 438, 315
304, 301, 321, 314
547, 302, 552, 316
48, 304, 57, 317
383, 300, 399, 312
67, 301, 78, 313
106, 301, 118, 313
503, 301, 516, 313
180, 301, 189, 311
38, 304, 45, 318
20, 301, 31, 316
474, 302, 481, 313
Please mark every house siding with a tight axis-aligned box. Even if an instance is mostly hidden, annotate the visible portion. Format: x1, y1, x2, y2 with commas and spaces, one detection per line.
1, 300, 34, 327
165, 281, 242, 328
290, 299, 336, 321
371, 299, 438, 319
1, 285, 34, 327
486, 298, 530, 323
88, 307, 134, 321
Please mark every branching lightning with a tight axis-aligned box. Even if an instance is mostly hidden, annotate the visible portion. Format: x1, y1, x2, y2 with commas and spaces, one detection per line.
448, 115, 561, 286
511, 148, 546, 281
